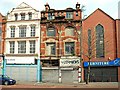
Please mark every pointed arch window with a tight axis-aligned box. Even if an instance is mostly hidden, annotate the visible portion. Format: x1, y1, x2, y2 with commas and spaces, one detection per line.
96, 24, 104, 58
88, 29, 92, 56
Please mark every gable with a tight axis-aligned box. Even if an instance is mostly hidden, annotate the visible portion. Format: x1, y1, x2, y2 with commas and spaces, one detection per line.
8, 2, 38, 14
16, 2, 31, 9
84, 8, 114, 22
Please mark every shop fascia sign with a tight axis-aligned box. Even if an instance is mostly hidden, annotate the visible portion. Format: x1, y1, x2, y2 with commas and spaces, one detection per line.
84, 58, 120, 67
60, 57, 80, 67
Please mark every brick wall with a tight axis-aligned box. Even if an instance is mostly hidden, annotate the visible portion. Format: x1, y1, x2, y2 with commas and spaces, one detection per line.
82, 8, 117, 62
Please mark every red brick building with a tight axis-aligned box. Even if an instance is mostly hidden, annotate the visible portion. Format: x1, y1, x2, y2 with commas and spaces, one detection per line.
40, 3, 120, 82
82, 9, 120, 82
40, 2, 82, 66
0, 13, 6, 55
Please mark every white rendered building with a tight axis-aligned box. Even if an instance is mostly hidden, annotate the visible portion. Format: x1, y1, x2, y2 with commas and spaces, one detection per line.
5, 2, 40, 64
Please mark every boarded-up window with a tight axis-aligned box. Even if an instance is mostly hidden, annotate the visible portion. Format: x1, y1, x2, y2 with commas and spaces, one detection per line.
65, 27, 74, 36
46, 43, 56, 55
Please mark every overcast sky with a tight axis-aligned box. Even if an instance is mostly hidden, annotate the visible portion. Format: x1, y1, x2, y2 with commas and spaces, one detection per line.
0, 0, 119, 19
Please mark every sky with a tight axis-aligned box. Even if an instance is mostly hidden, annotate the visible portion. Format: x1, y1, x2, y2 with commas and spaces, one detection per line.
0, 0, 120, 19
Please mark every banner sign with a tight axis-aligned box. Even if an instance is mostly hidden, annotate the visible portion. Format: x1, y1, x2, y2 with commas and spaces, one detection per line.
84, 58, 120, 67
60, 58, 80, 67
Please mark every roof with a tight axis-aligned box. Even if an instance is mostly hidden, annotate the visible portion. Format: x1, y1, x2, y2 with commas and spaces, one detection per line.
8, 2, 39, 14
84, 8, 115, 21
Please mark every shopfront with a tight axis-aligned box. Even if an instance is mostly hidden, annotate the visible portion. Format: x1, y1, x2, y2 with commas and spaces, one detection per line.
84, 58, 120, 82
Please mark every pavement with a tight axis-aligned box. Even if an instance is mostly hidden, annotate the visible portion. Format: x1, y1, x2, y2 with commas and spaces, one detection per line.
16, 81, 120, 88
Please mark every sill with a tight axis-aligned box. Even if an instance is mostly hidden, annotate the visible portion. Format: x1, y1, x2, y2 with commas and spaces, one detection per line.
64, 54, 75, 56
45, 55, 56, 56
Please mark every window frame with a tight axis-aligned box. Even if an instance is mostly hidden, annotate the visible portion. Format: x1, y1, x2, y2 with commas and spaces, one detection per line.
96, 24, 105, 58
47, 27, 56, 37
28, 12, 32, 20
65, 26, 74, 36
65, 42, 75, 55
30, 40, 36, 53
46, 43, 56, 55
14, 14, 18, 21
30, 25, 36, 37
66, 12, 73, 19
88, 29, 92, 56
19, 26, 26, 37
10, 26, 15, 38
9, 41, 15, 53
21, 13, 25, 20
48, 13, 54, 20
18, 41, 26, 53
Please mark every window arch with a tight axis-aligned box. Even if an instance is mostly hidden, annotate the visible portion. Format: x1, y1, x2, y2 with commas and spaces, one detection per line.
65, 26, 74, 36
96, 24, 104, 58
47, 27, 56, 36
88, 29, 91, 56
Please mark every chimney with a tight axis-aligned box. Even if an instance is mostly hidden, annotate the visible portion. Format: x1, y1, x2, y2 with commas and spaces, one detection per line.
76, 2, 80, 10
45, 2, 50, 11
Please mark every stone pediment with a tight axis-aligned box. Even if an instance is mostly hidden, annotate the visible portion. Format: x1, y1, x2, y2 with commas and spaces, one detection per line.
16, 2, 31, 9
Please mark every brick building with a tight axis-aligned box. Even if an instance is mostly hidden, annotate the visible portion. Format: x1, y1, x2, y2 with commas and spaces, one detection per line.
82, 9, 120, 82
40, 3, 120, 82
40, 2, 82, 67
0, 13, 6, 55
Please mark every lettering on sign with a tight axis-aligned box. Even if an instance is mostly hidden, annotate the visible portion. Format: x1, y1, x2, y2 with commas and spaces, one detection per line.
84, 58, 120, 67
89, 62, 109, 66
60, 59, 80, 67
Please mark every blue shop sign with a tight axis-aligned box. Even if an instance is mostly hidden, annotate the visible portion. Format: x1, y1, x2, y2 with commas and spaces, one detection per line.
84, 58, 120, 67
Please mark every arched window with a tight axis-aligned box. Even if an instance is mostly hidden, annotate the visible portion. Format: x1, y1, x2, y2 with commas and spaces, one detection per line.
96, 24, 104, 58
65, 27, 74, 36
47, 27, 56, 36
88, 29, 91, 56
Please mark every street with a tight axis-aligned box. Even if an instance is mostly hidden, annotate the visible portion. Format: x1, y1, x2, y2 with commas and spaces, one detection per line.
1, 82, 120, 90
